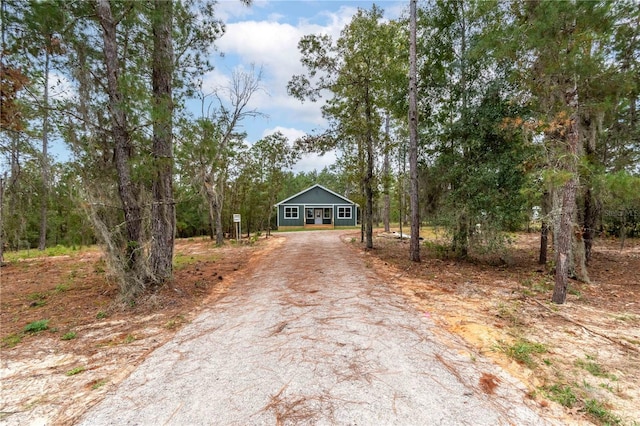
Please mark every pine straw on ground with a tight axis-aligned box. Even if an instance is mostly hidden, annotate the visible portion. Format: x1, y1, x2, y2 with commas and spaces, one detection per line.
0, 237, 278, 425
349, 230, 639, 425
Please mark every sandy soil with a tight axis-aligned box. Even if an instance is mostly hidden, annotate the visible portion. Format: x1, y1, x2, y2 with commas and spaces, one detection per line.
76, 230, 549, 425
0, 230, 638, 425
359, 230, 639, 426
0, 237, 269, 425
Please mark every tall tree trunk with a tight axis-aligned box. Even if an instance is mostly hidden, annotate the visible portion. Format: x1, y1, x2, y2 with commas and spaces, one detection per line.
96, 0, 144, 276
0, 174, 5, 264
215, 187, 224, 245
582, 186, 597, 265
383, 113, 390, 233
408, 0, 420, 262
149, 0, 175, 283
539, 190, 550, 264
453, 212, 469, 258
364, 84, 374, 250
552, 109, 579, 304
203, 178, 223, 245
38, 48, 50, 251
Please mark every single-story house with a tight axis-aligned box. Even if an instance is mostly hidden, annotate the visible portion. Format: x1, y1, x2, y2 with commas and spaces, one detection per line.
275, 184, 359, 229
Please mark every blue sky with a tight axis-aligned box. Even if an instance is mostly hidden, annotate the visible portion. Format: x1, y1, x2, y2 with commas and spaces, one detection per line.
203, 0, 406, 171
44, 1, 406, 172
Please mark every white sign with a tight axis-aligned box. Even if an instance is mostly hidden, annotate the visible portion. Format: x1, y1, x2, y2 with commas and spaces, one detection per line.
233, 214, 241, 223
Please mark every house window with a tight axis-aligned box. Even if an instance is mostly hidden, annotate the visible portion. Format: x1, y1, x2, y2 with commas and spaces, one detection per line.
284, 206, 298, 219
307, 208, 314, 218
337, 206, 352, 219
324, 209, 331, 219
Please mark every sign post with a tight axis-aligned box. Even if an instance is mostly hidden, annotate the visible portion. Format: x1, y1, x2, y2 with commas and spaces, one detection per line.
233, 214, 241, 240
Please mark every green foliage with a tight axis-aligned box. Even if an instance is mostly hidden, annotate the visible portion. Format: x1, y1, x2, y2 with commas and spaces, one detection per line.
96, 311, 107, 320
65, 366, 85, 376
91, 379, 107, 390
575, 357, 617, 380
55, 283, 70, 293
61, 331, 77, 341
543, 384, 578, 408
24, 319, 49, 333
583, 399, 621, 425
2, 334, 22, 348
498, 338, 547, 368
601, 172, 640, 237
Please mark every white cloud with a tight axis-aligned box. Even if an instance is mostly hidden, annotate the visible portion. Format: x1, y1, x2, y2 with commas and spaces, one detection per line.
294, 151, 337, 173
215, 6, 359, 131
262, 125, 305, 140
200, 68, 232, 93
214, 0, 269, 21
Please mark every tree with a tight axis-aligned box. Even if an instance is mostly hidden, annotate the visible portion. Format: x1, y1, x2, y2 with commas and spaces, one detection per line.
508, 1, 616, 303
415, 0, 530, 259
249, 132, 299, 233
1, 0, 68, 250
95, 0, 147, 290
178, 66, 263, 245
149, 0, 175, 283
408, 0, 420, 262
289, 6, 402, 249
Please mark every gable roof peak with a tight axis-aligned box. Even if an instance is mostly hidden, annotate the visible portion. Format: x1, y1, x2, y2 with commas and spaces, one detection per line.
275, 183, 356, 206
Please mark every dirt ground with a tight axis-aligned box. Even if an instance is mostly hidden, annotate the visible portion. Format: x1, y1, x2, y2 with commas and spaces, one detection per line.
356, 231, 640, 426
0, 237, 272, 425
0, 231, 638, 425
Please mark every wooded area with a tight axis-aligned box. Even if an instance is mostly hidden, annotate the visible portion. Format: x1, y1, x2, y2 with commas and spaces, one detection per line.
1, 0, 639, 304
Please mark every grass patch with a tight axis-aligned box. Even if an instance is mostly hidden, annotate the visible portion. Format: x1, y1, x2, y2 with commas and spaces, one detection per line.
28, 292, 47, 301
30, 299, 47, 308
173, 253, 197, 270
543, 384, 578, 407
612, 312, 638, 322
582, 399, 621, 425
3, 245, 98, 262
498, 338, 547, 368
164, 315, 187, 330
24, 319, 49, 333
2, 333, 22, 348
65, 366, 85, 376
55, 283, 70, 293
123, 334, 136, 344
61, 331, 77, 340
91, 379, 107, 390
96, 310, 107, 320
495, 301, 524, 327
575, 356, 617, 380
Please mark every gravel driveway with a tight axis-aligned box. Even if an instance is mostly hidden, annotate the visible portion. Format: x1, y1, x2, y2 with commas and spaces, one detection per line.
78, 231, 552, 425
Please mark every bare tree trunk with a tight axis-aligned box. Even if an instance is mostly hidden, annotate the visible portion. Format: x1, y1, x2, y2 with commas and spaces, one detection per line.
0, 174, 5, 265
552, 110, 579, 304
408, 0, 420, 262
96, 0, 144, 276
383, 113, 390, 233
38, 48, 50, 251
552, 177, 577, 304
364, 84, 374, 250
149, 0, 175, 283
214, 187, 224, 245
539, 190, 550, 264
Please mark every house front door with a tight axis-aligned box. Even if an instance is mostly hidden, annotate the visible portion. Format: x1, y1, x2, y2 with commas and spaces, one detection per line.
314, 208, 323, 224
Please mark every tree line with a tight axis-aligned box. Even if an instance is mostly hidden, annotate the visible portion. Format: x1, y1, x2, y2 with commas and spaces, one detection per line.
1, 0, 639, 304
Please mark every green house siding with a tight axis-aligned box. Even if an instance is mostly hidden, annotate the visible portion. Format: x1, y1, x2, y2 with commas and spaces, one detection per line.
285, 186, 348, 205
275, 184, 358, 228
334, 205, 356, 227
278, 205, 304, 227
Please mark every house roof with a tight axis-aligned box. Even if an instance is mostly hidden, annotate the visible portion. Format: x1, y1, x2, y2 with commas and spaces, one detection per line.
275, 184, 357, 206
